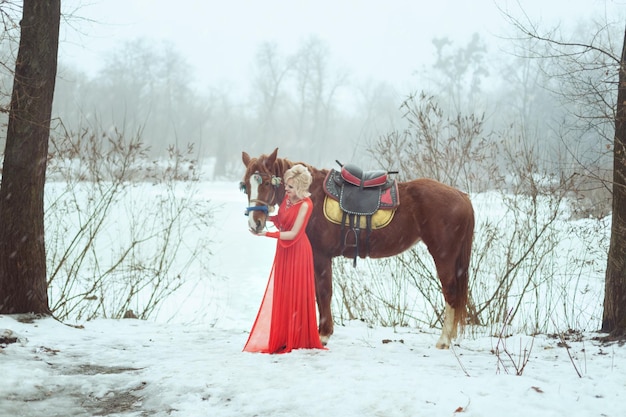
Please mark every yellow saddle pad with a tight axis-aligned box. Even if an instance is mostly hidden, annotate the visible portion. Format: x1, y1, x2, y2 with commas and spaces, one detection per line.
323, 196, 395, 229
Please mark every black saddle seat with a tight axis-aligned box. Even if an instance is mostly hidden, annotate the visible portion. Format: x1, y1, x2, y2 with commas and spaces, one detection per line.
340, 163, 388, 188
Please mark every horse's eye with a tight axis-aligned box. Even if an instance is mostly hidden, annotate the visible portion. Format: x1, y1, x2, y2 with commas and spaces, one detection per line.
239, 181, 247, 193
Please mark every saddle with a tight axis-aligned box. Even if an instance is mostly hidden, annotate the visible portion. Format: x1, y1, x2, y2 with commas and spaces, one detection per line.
323, 161, 399, 266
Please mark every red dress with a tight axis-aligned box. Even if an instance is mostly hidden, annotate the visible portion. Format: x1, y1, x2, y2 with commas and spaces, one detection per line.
243, 196, 326, 354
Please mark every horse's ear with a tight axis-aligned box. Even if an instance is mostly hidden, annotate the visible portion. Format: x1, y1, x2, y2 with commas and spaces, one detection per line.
242, 151, 251, 167
266, 148, 278, 167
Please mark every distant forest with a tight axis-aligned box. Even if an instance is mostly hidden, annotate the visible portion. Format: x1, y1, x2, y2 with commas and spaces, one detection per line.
0, 14, 617, 183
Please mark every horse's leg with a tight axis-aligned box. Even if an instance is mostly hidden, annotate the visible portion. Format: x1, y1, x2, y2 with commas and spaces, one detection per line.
313, 252, 333, 345
434, 218, 472, 349
433, 259, 459, 350
437, 302, 456, 349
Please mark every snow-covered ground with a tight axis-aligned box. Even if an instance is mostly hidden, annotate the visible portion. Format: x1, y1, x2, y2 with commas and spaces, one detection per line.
1, 181, 623, 417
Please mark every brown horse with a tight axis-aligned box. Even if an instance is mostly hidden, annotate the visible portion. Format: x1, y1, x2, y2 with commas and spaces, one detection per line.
241, 148, 474, 349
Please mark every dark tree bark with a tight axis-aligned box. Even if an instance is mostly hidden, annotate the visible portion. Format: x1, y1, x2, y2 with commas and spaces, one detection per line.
0, 1, 60, 314
602, 26, 626, 337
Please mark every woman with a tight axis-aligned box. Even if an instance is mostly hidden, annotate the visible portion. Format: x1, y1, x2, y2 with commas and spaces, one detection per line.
243, 164, 326, 354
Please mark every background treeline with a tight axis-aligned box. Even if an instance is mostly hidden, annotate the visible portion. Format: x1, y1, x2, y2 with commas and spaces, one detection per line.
0, 19, 613, 193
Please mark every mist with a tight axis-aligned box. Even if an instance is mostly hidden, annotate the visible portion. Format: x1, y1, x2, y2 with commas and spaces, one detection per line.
0, 0, 620, 181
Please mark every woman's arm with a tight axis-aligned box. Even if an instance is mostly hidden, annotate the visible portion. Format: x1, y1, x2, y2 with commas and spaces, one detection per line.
266, 201, 309, 240
268, 214, 281, 229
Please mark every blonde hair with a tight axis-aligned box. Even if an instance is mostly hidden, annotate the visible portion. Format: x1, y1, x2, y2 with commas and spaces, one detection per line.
283, 164, 312, 199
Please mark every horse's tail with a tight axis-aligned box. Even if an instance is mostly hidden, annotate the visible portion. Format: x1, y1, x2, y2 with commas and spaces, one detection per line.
454, 202, 474, 336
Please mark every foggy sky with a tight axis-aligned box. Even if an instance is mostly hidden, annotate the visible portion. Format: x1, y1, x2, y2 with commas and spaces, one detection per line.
60, 0, 603, 97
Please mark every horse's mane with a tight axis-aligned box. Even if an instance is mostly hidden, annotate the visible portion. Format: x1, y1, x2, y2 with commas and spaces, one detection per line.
258, 151, 321, 178
273, 156, 294, 176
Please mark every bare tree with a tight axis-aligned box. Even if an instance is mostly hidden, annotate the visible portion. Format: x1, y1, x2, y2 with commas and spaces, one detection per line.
429, 33, 489, 114
291, 36, 348, 162
0, 0, 60, 314
504, 8, 626, 338
603, 27, 626, 337
251, 42, 293, 150
87, 39, 203, 157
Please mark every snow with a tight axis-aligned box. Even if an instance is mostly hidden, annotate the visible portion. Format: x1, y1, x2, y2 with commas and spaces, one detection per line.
1, 181, 624, 417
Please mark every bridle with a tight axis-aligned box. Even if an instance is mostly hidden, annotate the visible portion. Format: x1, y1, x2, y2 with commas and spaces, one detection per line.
240, 171, 282, 216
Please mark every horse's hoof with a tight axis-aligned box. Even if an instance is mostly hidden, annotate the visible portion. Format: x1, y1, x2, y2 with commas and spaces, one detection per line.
320, 335, 330, 346
436, 336, 451, 349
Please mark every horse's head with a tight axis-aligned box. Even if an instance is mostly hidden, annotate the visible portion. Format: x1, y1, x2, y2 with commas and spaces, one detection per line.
241, 148, 285, 233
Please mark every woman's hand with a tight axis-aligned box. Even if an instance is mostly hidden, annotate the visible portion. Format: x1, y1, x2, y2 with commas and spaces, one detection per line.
249, 228, 265, 236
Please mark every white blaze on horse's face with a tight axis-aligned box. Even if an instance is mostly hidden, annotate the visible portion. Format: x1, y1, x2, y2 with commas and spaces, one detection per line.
248, 173, 263, 230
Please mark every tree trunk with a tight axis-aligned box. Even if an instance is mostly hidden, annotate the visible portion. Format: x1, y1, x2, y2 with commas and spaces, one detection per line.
0, 1, 60, 314
602, 25, 626, 337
